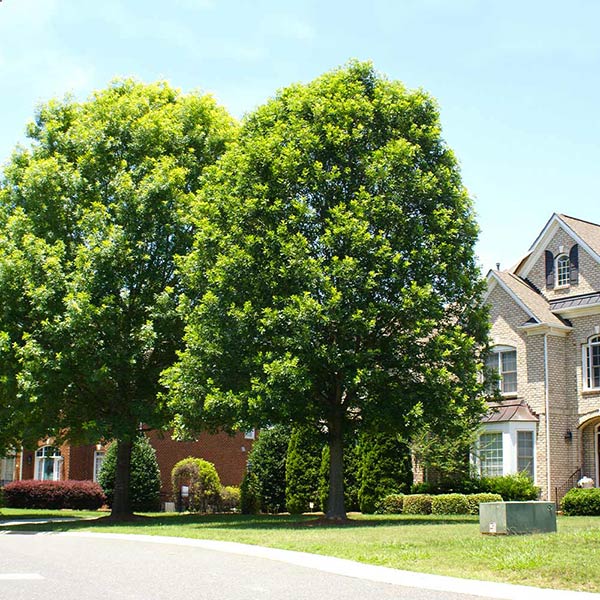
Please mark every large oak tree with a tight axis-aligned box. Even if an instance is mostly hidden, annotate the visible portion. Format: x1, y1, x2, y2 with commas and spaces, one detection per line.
165, 62, 489, 520
0, 80, 235, 516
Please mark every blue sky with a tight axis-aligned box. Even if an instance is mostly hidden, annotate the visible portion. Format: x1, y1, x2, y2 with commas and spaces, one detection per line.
1, 0, 599, 272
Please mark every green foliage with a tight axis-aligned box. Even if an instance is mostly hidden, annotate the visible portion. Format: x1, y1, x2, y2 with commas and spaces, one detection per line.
97, 436, 161, 512
377, 493, 404, 514
480, 472, 539, 501
285, 426, 322, 514
240, 471, 260, 514
247, 425, 289, 513
402, 494, 433, 515
431, 493, 470, 515
561, 488, 600, 516
219, 485, 241, 512
466, 493, 503, 515
0, 80, 235, 510
171, 457, 221, 513
164, 61, 489, 519
358, 432, 412, 514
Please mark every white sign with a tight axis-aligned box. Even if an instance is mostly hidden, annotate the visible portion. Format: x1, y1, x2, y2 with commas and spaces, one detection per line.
181, 485, 189, 497
489, 521, 497, 534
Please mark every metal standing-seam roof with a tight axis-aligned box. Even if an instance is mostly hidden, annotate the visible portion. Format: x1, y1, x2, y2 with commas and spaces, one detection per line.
482, 400, 539, 423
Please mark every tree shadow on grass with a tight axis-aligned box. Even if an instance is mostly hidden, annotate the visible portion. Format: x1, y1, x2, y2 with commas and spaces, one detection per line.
0, 512, 477, 534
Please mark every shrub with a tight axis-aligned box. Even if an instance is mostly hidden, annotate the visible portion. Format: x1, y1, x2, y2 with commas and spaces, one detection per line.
3, 480, 105, 509
377, 493, 404, 514
247, 425, 289, 513
98, 436, 162, 512
466, 493, 503, 515
171, 457, 221, 513
240, 470, 260, 514
220, 486, 241, 512
402, 494, 433, 515
285, 426, 322, 514
561, 488, 600, 516
431, 493, 470, 515
357, 432, 412, 514
480, 472, 539, 501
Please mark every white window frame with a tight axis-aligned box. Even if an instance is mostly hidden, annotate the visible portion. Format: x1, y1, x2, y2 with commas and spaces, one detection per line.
555, 254, 570, 288
516, 429, 535, 479
0, 452, 16, 485
93, 450, 105, 482
34, 446, 62, 481
477, 431, 504, 477
583, 335, 600, 390
486, 345, 517, 395
473, 422, 537, 482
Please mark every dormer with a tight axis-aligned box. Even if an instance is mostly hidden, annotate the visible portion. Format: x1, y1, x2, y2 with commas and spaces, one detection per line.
544, 244, 579, 290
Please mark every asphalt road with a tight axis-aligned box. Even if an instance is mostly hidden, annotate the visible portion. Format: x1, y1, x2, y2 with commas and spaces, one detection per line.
0, 531, 496, 600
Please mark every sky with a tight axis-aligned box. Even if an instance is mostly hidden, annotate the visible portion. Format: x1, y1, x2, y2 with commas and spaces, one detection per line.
1, 0, 599, 272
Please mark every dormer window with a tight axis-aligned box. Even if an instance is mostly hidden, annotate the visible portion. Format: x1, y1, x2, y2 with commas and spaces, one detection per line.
556, 254, 570, 287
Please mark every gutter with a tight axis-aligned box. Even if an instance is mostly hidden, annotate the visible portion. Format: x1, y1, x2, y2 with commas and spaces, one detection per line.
544, 334, 552, 501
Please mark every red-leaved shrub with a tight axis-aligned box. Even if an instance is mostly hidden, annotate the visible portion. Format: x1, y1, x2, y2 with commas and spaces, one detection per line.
3, 480, 106, 510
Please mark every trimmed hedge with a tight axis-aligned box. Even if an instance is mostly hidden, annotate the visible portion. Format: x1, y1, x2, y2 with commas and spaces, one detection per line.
480, 473, 539, 501
561, 488, 600, 516
171, 457, 221, 513
466, 493, 503, 515
220, 485, 241, 512
377, 493, 404, 514
3, 480, 105, 509
431, 493, 470, 515
402, 494, 433, 515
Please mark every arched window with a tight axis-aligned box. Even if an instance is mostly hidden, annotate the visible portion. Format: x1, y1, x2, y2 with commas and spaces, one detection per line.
485, 346, 517, 394
35, 446, 62, 481
556, 254, 570, 287
584, 335, 600, 390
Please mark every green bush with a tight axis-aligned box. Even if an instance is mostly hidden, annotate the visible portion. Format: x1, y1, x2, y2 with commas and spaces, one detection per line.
220, 485, 241, 512
377, 493, 404, 514
98, 436, 161, 512
171, 457, 221, 513
480, 472, 539, 501
247, 425, 289, 513
431, 493, 470, 515
240, 470, 260, 514
285, 426, 322, 514
357, 432, 412, 514
402, 494, 433, 515
561, 488, 600, 516
466, 493, 503, 515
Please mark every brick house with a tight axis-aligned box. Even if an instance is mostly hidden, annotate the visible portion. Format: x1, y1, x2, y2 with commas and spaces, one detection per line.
0, 430, 255, 504
479, 213, 600, 502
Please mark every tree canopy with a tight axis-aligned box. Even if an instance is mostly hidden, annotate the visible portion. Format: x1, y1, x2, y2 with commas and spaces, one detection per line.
0, 80, 235, 514
164, 61, 489, 519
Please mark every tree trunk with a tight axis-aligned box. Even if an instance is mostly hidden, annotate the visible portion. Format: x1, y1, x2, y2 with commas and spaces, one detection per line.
326, 405, 347, 520
111, 438, 133, 518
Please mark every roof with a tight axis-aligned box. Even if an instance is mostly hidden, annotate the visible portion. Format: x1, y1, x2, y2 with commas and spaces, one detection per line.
550, 292, 600, 312
490, 270, 569, 328
482, 400, 539, 423
558, 214, 600, 258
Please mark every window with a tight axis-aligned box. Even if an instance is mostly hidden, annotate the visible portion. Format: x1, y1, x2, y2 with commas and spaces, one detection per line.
556, 254, 570, 287
478, 432, 503, 477
517, 431, 534, 478
486, 347, 517, 394
584, 335, 600, 389
93, 450, 105, 482
244, 429, 256, 440
0, 453, 16, 486
34, 446, 62, 481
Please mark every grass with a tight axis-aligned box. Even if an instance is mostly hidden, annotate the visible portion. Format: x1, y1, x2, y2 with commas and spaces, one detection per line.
1, 510, 599, 592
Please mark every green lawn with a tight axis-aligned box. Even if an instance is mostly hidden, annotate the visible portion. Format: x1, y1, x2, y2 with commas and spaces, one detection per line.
1, 510, 598, 593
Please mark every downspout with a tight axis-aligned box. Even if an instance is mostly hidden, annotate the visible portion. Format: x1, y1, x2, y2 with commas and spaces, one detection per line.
18, 445, 24, 481
544, 333, 552, 501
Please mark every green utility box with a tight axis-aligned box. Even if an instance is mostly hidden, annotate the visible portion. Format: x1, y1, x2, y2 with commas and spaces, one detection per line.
480, 501, 557, 535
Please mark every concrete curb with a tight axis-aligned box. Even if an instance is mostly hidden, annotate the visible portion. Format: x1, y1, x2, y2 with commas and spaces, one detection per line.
32, 531, 597, 600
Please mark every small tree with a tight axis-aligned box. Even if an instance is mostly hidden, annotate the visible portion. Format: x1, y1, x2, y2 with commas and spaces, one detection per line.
99, 436, 161, 512
358, 432, 412, 513
239, 470, 260, 514
247, 425, 289, 513
285, 426, 322, 514
171, 457, 221, 513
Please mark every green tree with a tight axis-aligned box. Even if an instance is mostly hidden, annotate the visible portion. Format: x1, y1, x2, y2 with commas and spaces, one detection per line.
98, 435, 162, 512
357, 432, 412, 513
285, 426, 322, 514
0, 80, 235, 516
247, 425, 289, 513
164, 61, 489, 520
